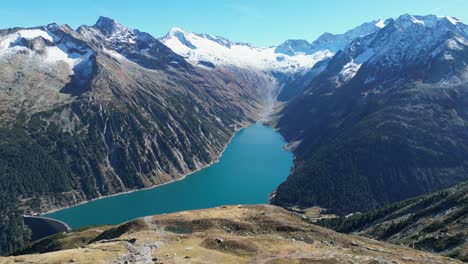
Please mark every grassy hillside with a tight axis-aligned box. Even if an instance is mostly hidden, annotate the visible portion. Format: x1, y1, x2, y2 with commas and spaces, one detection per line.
2, 205, 460, 263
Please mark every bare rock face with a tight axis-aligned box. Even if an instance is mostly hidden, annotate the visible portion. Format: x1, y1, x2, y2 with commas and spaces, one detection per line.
4, 205, 461, 263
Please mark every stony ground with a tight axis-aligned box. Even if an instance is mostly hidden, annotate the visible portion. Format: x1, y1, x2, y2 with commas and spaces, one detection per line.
1, 205, 462, 264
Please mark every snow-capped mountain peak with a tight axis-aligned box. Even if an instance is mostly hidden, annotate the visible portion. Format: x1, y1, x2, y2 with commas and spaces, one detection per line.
390, 14, 468, 36
77, 18, 188, 70
329, 14, 468, 85
161, 27, 332, 73
164, 27, 253, 50
375, 19, 386, 28
164, 27, 198, 49
167, 26, 190, 38
0, 25, 94, 76
274, 18, 387, 58
274, 39, 314, 56
88, 16, 144, 46
94, 16, 128, 36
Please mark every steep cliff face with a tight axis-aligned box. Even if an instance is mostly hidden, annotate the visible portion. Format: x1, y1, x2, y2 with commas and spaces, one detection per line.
5, 205, 460, 264
0, 18, 265, 216
272, 15, 468, 214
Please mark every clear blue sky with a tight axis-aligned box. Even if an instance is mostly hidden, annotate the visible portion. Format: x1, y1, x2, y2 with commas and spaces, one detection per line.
1, 0, 467, 46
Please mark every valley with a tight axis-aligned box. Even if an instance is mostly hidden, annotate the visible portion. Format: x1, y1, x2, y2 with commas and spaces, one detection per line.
0, 11, 466, 263
44, 124, 292, 228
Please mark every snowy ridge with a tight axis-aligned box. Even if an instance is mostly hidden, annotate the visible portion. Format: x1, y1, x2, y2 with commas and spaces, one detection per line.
78, 17, 188, 70
308, 19, 387, 54
275, 19, 387, 58
0, 14, 465, 86
161, 27, 332, 73
0, 27, 93, 75
77, 17, 142, 51
333, 14, 468, 84
160, 18, 393, 74
160, 14, 467, 89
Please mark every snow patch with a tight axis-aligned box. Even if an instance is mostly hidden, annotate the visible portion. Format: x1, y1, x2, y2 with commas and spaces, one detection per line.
446, 39, 463, 51
104, 48, 127, 60
375, 19, 386, 28
340, 61, 362, 82
443, 54, 455, 61
0, 29, 53, 52
445, 16, 462, 25
410, 16, 425, 25
0, 29, 93, 74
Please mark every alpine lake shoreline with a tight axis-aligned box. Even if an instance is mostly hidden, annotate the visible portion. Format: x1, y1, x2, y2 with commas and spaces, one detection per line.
26, 120, 294, 240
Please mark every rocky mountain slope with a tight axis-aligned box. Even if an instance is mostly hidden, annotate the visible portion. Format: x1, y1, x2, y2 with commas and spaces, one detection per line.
272, 14, 468, 214
160, 26, 325, 118
317, 181, 467, 262
0, 16, 267, 211
275, 19, 387, 101
0, 17, 267, 254
2, 205, 461, 264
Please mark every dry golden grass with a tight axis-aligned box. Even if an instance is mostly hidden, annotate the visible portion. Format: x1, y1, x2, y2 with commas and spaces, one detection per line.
1, 205, 462, 263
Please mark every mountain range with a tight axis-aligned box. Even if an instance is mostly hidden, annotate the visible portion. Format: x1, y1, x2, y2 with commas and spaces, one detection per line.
0, 16, 267, 255
0, 14, 467, 259
271, 14, 468, 214
160, 13, 468, 216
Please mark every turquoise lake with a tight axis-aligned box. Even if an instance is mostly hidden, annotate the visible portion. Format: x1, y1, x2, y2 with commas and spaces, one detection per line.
46, 123, 293, 228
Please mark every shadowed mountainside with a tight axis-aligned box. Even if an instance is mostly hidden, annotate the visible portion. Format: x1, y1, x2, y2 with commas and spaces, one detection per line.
272, 15, 468, 215
316, 182, 467, 262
